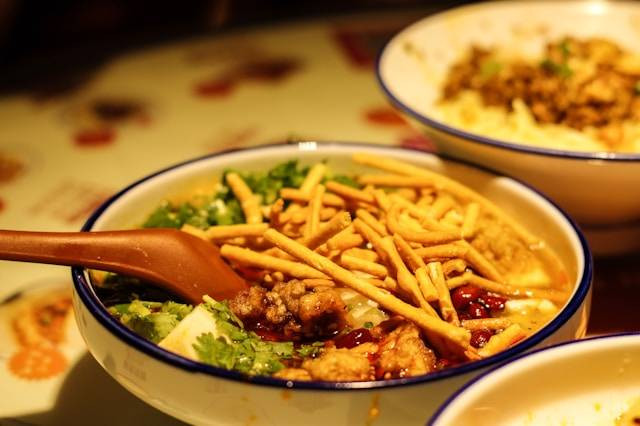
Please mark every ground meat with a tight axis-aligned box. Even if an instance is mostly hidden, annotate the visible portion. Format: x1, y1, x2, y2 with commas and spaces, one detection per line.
227, 285, 267, 320
272, 319, 441, 382
280, 320, 439, 382
264, 290, 289, 325
228, 284, 298, 339
271, 280, 306, 315
297, 289, 347, 336
376, 322, 436, 379
302, 347, 373, 381
441, 37, 640, 148
228, 280, 347, 340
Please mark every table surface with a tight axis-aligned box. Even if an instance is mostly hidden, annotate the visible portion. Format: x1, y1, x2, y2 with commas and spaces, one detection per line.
0, 9, 637, 425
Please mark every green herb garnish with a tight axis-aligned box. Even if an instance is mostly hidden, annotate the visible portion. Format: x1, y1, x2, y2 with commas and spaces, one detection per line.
297, 342, 325, 358
559, 39, 571, 59
541, 59, 573, 78
480, 60, 502, 78
326, 174, 360, 189
143, 160, 311, 229
109, 300, 193, 343
228, 160, 309, 205
193, 296, 294, 376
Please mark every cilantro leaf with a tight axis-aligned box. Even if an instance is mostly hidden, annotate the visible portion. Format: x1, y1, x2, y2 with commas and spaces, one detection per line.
326, 174, 360, 189
541, 58, 573, 78
161, 301, 193, 320
480, 60, 502, 78
142, 201, 182, 228
141, 160, 319, 230
296, 341, 325, 358
559, 39, 571, 59
109, 300, 193, 343
226, 160, 310, 206
192, 298, 295, 376
194, 333, 237, 369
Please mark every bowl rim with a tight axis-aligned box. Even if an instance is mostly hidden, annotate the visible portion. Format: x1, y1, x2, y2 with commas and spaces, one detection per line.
376, 0, 640, 162
427, 331, 640, 425
71, 141, 593, 391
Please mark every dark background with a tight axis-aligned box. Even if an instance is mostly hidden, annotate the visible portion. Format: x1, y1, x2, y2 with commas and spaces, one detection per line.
0, 0, 471, 94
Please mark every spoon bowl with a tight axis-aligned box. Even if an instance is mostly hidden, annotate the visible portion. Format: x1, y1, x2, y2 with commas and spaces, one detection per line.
0, 228, 248, 303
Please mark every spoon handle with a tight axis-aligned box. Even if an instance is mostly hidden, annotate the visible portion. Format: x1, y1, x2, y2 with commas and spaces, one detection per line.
0, 229, 157, 276
0, 228, 248, 303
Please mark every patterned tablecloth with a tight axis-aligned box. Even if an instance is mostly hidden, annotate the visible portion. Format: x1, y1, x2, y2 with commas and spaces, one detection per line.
0, 9, 637, 425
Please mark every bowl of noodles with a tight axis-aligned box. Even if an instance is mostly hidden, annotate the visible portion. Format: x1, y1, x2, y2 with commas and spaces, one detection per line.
71, 142, 591, 425
377, 0, 640, 255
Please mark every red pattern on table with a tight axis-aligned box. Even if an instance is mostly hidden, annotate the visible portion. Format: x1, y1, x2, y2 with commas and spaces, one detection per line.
204, 126, 260, 153
398, 133, 436, 152
194, 57, 302, 98
0, 152, 25, 183
68, 98, 150, 146
364, 105, 435, 151
332, 17, 419, 69
365, 106, 409, 126
74, 128, 116, 147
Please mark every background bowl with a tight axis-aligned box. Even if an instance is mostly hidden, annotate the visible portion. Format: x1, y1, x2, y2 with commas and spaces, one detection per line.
71, 143, 591, 425
429, 333, 640, 425
377, 1, 640, 255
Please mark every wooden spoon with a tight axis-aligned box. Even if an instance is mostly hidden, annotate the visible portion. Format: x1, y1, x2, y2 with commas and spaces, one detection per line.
0, 228, 248, 304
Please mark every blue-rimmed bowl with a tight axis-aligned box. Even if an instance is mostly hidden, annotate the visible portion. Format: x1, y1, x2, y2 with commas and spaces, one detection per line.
429, 333, 640, 425
71, 143, 592, 425
377, 1, 640, 255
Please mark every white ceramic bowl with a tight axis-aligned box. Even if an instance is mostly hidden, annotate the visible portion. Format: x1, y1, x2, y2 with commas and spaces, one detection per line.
377, 1, 640, 255
71, 143, 592, 425
429, 333, 640, 425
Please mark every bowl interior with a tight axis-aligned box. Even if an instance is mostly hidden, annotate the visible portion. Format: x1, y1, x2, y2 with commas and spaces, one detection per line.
378, 1, 640, 157
90, 143, 583, 284
79, 143, 589, 387
430, 333, 640, 425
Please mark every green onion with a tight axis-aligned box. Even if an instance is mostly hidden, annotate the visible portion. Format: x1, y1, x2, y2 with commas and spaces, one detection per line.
541, 59, 573, 78
480, 60, 502, 78
559, 39, 571, 59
